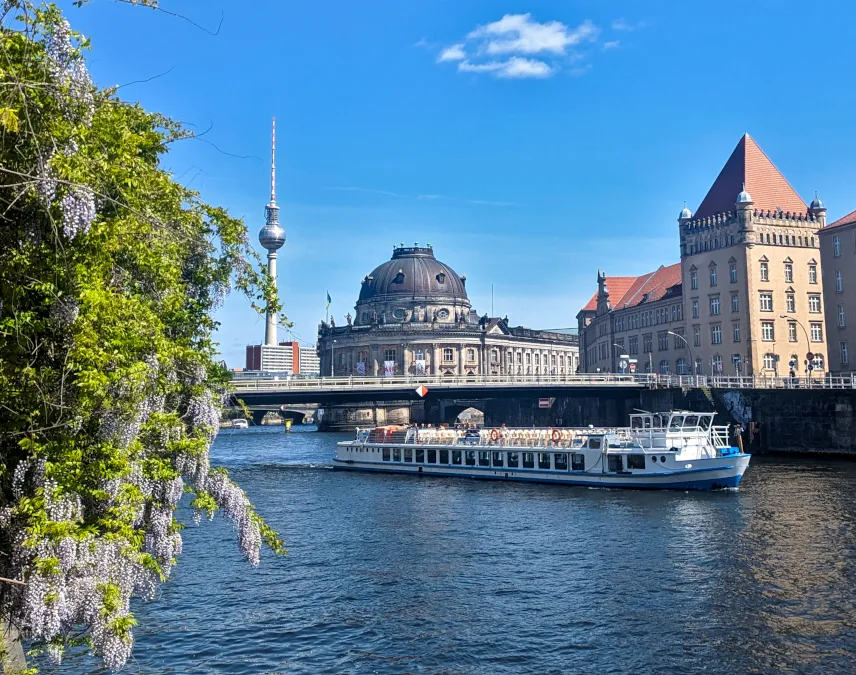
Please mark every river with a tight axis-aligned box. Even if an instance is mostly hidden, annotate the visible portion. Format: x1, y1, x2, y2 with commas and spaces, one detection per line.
39, 425, 856, 673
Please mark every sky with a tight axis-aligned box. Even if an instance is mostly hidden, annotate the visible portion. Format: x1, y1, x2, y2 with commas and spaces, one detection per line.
58, 0, 856, 368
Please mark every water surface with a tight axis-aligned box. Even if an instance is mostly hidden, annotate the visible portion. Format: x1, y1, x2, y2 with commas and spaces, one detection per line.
40, 426, 856, 673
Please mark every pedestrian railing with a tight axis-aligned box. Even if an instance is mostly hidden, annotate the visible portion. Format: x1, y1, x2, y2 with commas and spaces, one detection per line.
231, 372, 856, 393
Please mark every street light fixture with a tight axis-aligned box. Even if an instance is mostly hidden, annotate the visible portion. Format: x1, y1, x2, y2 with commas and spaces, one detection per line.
612, 343, 627, 373
780, 315, 813, 378
667, 331, 694, 377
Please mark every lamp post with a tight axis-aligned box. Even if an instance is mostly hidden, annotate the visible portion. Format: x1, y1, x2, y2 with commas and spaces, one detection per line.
667, 331, 694, 379
780, 315, 813, 380
612, 343, 625, 374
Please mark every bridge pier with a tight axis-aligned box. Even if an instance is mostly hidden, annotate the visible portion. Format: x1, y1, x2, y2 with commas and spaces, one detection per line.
318, 401, 426, 432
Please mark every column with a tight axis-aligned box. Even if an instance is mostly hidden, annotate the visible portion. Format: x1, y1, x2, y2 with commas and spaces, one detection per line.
458, 343, 465, 375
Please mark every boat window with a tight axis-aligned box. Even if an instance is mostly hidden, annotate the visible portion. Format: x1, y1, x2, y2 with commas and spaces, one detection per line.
669, 416, 683, 431
631, 417, 643, 429
627, 455, 646, 470
404, 449, 413, 462
555, 453, 568, 470
478, 451, 490, 467
684, 415, 699, 429
439, 450, 449, 464
452, 450, 462, 465
465, 450, 476, 466
393, 448, 401, 462
608, 455, 623, 472
651, 456, 657, 463
427, 449, 436, 463
660, 456, 666, 463
383, 448, 390, 461
522, 452, 535, 469
643, 417, 652, 429
571, 438, 585, 448
416, 449, 424, 463
571, 453, 585, 471
538, 453, 551, 470
589, 437, 602, 450
507, 452, 519, 468
700, 416, 713, 431
492, 452, 504, 467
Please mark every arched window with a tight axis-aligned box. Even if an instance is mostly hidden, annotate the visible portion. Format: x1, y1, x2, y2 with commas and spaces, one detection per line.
695, 358, 703, 375
712, 354, 723, 373
813, 354, 825, 370
676, 358, 688, 375
763, 353, 776, 371
660, 360, 670, 375
644, 361, 652, 373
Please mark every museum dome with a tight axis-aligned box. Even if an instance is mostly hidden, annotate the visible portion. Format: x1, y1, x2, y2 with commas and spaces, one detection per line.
355, 245, 471, 323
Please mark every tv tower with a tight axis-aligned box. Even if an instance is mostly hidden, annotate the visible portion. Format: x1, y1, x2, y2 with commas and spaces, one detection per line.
258, 117, 285, 345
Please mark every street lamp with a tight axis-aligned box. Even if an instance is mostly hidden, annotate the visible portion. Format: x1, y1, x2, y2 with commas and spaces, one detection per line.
667, 331, 694, 378
780, 315, 813, 378
612, 343, 626, 373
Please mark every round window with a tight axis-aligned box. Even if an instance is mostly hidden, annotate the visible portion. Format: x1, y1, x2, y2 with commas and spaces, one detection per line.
660, 456, 666, 463
392, 308, 405, 320
436, 308, 450, 319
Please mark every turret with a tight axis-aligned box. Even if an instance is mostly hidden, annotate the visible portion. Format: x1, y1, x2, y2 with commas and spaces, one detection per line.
735, 183, 754, 231
810, 191, 827, 227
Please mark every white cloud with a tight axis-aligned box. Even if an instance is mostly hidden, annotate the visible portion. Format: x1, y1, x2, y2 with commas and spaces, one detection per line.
603, 40, 620, 50
468, 14, 597, 55
434, 13, 598, 79
612, 18, 646, 31
437, 43, 466, 62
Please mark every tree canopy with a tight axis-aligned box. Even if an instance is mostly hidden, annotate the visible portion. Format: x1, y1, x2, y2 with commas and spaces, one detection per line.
0, 2, 285, 669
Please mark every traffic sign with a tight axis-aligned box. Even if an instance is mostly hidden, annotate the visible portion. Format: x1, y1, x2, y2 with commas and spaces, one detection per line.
806, 352, 814, 361
415, 385, 429, 398
538, 397, 555, 409
629, 362, 637, 373
789, 360, 795, 368
619, 359, 628, 371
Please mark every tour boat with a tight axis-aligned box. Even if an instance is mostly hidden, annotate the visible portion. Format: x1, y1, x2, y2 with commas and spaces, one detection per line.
333, 411, 750, 491
232, 418, 249, 429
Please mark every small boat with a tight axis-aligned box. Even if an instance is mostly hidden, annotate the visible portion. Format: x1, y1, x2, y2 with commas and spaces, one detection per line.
232, 418, 249, 429
333, 411, 750, 491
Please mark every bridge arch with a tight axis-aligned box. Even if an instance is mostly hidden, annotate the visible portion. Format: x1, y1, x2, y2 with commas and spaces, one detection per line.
441, 403, 485, 426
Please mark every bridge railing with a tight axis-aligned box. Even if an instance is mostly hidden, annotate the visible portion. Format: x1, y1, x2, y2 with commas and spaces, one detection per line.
644, 374, 856, 390
230, 373, 644, 391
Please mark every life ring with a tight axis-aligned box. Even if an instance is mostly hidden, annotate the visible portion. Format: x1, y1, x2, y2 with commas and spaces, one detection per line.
490, 428, 500, 442
552, 429, 561, 443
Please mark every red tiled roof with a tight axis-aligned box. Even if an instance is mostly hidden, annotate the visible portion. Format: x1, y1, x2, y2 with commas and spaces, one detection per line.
581, 264, 682, 313
824, 208, 856, 231
694, 134, 808, 219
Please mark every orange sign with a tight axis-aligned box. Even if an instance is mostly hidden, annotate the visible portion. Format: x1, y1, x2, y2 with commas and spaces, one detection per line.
415, 385, 429, 398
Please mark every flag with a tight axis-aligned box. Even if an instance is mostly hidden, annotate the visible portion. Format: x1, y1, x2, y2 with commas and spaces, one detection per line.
326, 291, 331, 309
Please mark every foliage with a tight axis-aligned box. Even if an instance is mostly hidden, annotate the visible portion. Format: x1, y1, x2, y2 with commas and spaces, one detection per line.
0, 2, 285, 669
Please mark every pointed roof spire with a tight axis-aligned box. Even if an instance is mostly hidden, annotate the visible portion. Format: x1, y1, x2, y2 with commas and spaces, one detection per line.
694, 134, 807, 218
270, 116, 277, 203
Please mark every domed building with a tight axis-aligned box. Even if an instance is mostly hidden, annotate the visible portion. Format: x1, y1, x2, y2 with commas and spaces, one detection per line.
318, 244, 579, 378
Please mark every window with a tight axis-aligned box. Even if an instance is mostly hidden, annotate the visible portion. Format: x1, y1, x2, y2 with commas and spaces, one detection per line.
732, 322, 740, 342
643, 334, 652, 353
660, 359, 670, 374
676, 358, 688, 375
692, 299, 699, 319
695, 358, 702, 374
571, 454, 585, 471
555, 454, 568, 471
466, 348, 475, 362
711, 325, 722, 345
439, 450, 449, 464
628, 336, 638, 354
658, 332, 669, 351
427, 449, 436, 463
809, 265, 817, 284
709, 266, 717, 286
465, 451, 476, 466
761, 321, 775, 341
813, 354, 825, 370
760, 261, 769, 281
833, 234, 841, 257
608, 455, 623, 472
522, 452, 534, 469
538, 453, 551, 470
382, 448, 391, 461
393, 448, 401, 462
786, 294, 795, 313
841, 342, 849, 365
712, 354, 723, 373
443, 347, 454, 362
788, 322, 797, 342
627, 455, 646, 470
693, 325, 701, 347
404, 449, 413, 462
760, 293, 773, 312
416, 449, 425, 463
811, 322, 823, 342
729, 263, 737, 283
690, 270, 698, 290
808, 294, 821, 313
478, 451, 490, 467
384, 349, 397, 364
763, 353, 776, 371
709, 296, 720, 316
731, 293, 739, 313
507, 452, 519, 468
452, 450, 462, 465
673, 331, 685, 349
836, 269, 843, 292
784, 263, 793, 283
492, 452, 504, 468
840, 305, 846, 328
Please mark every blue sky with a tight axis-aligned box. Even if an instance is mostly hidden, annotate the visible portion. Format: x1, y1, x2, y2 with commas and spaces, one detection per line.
61, 0, 856, 368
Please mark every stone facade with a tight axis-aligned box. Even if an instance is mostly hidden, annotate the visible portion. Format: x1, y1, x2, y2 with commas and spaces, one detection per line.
318, 245, 579, 377
819, 209, 856, 374
578, 133, 830, 377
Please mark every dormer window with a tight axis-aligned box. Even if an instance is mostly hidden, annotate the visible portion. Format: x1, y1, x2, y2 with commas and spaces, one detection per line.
436, 271, 446, 284
393, 269, 405, 284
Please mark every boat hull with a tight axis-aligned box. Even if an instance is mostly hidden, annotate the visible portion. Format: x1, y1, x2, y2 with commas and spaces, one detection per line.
331, 454, 750, 491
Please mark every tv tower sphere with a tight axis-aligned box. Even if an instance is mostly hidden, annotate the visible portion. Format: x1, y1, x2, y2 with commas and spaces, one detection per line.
259, 118, 285, 252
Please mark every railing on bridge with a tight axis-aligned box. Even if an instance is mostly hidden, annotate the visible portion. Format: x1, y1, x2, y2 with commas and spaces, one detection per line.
230, 372, 856, 392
